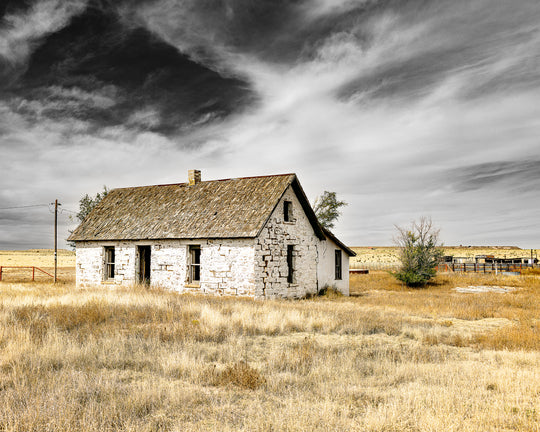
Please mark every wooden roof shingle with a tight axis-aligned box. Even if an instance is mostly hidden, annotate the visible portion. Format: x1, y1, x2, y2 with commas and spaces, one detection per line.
68, 174, 326, 241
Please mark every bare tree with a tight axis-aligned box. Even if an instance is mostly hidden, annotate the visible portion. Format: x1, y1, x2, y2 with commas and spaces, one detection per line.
393, 217, 444, 287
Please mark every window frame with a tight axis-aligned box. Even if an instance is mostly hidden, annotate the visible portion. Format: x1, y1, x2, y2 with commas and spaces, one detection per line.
188, 245, 201, 285
283, 200, 293, 222
104, 246, 115, 280
335, 249, 342, 280
287, 245, 294, 283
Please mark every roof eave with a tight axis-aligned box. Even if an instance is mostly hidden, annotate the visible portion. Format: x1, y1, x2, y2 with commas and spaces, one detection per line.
290, 177, 326, 240
69, 235, 258, 243
321, 227, 356, 256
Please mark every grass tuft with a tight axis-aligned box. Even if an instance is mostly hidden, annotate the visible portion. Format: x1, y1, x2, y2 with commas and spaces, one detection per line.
205, 361, 266, 390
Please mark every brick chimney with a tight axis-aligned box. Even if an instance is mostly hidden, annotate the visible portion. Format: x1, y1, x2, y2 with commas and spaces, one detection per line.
188, 169, 201, 186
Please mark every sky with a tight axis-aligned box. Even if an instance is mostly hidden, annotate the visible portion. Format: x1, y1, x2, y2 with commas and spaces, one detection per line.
1, 0, 540, 250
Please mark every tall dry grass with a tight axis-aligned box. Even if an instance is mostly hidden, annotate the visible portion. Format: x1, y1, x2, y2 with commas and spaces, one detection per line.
0, 277, 539, 431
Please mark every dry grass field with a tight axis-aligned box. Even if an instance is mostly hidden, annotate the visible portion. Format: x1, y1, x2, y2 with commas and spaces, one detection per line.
351, 246, 536, 268
0, 250, 539, 431
0, 249, 75, 282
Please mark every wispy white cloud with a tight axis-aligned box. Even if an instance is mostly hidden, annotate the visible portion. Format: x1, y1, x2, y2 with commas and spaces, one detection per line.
299, 0, 377, 20
161, 0, 540, 246
2, 0, 540, 248
0, 0, 87, 67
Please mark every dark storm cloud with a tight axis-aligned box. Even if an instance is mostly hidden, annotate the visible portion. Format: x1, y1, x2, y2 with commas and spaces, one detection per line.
1, 0, 255, 135
125, 0, 382, 68
0, 0, 33, 19
124, 0, 306, 62
448, 160, 540, 193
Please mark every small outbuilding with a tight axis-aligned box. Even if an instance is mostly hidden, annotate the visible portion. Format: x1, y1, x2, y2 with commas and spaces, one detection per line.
68, 171, 355, 298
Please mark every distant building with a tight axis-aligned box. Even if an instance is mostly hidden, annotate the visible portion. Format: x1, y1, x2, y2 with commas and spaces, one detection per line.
68, 171, 355, 298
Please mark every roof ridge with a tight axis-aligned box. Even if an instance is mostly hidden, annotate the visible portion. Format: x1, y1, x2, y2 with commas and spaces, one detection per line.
112, 173, 296, 191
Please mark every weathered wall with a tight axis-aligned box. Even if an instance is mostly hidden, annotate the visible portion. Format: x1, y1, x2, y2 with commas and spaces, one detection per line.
76, 241, 137, 288
317, 236, 350, 296
254, 185, 319, 298
75, 239, 255, 295
149, 242, 188, 290
200, 239, 255, 296
76, 243, 105, 287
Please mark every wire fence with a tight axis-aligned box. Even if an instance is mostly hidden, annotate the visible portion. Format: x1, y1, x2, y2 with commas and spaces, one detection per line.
350, 262, 539, 273
350, 263, 400, 271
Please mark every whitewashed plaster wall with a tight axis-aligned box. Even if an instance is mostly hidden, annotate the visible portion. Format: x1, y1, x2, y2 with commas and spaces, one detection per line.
151, 239, 255, 294
317, 236, 350, 296
76, 241, 138, 288
149, 241, 188, 290
200, 239, 255, 296
75, 239, 256, 295
254, 185, 319, 298
75, 242, 105, 287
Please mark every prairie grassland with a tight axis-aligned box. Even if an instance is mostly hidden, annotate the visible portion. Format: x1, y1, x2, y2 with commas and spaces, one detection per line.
0, 249, 75, 282
350, 246, 536, 267
1, 272, 539, 431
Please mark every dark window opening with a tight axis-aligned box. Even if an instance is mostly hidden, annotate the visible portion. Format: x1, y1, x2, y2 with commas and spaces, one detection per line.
138, 246, 151, 284
335, 249, 342, 280
104, 247, 115, 280
189, 245, 201, 284
287, 245, 294, 283
284, 200, 293, 222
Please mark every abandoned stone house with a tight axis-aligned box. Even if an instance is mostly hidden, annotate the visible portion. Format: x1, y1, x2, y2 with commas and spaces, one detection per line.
68, 170, 356, 298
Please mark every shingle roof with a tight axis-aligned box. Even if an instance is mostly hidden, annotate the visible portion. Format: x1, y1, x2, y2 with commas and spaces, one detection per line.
68, 174, 326, 241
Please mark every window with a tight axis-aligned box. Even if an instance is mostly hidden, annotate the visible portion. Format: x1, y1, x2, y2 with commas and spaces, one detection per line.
188, 245, 201, 284
284, 200, 293, 222
104, 247, 115, 280
335, 250, 342, 280
287, 245, 294, 283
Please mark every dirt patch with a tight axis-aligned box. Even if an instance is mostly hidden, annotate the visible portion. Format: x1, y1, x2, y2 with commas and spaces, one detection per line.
453, 285, 516, 293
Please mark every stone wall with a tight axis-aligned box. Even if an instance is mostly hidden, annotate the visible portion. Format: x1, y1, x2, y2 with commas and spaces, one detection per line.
200, 239, 255, 296
75, 239, 255, 295
76, 243, 105, 287
254, 185, 319, 298
149, 242, 188, 290
76, 241, 137, 288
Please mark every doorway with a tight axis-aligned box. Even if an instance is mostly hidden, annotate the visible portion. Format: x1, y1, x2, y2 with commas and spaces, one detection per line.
138, 246, 151, 284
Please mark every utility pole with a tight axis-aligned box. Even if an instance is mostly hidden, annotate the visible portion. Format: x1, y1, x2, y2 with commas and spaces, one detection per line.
54, 199, 58, 283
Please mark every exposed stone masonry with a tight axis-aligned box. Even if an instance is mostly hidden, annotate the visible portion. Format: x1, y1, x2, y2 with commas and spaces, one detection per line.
254, 186, 318, 298
76, 239, 255, 295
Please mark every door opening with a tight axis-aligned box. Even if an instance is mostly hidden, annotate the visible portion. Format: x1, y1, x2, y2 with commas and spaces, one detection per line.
138, 246, 151, 284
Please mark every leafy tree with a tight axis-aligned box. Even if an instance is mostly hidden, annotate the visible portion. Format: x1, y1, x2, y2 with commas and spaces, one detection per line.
75, 186, 109, 224
67, 186, 109, 247
393, 217, 444, 287
313, 191, 347, 230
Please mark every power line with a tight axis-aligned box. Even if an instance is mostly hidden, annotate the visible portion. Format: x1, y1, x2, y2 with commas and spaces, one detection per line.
0, 204, 49, 210
60, 208, 78, 215
0, 202, 78, 217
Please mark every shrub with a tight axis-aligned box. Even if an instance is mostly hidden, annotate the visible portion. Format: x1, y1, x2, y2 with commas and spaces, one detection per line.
393, 217, 444, 287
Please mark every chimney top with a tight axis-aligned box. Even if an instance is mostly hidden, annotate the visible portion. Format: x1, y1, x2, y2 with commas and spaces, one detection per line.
188, 169, 201, 186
